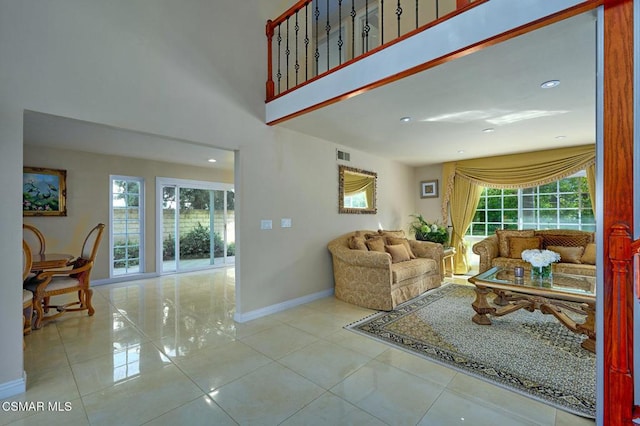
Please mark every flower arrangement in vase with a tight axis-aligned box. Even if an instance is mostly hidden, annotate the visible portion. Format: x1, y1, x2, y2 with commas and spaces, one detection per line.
521, 249, 561, 280
409, 214, 449, 245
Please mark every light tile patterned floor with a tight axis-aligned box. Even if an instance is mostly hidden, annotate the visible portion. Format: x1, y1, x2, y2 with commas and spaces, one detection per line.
7, 269, 596, 425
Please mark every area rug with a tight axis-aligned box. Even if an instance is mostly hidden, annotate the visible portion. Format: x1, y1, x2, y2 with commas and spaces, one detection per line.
346, 283, 595, 418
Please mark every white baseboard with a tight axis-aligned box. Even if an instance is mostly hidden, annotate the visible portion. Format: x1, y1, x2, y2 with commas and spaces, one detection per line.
92, 272, 159, 286
0, 372, 26, 399
234, 288, 334, 323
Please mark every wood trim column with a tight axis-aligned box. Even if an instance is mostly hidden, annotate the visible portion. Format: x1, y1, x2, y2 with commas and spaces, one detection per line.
266, 19, 275, 101
602, 0, 634, 424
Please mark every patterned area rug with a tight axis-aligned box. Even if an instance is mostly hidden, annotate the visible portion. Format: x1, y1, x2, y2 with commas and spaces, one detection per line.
346, 283, 595, 418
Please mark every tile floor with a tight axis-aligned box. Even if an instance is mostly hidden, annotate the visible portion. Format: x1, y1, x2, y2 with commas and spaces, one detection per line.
7, 269, 595, 425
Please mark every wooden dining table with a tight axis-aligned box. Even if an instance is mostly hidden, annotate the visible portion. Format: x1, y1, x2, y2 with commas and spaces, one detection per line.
31, 253, 74, 271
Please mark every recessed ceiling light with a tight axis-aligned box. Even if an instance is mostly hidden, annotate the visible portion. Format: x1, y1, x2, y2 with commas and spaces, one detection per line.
482, 128, 495, 133
207, 158, 217, 163
555, 135, 566, 140
400, 117, 411, 122
458, 150, 465, 154
540, 80, 560, 89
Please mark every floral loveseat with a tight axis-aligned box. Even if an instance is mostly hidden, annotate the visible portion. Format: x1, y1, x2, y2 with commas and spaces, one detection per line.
472, 229, 596, 277
327, 230, 444, 311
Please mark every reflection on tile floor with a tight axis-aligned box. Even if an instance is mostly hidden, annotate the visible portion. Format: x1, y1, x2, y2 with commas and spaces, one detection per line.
8, 269, 596, 425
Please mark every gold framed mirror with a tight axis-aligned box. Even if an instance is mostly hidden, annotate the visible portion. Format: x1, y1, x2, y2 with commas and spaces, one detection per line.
338, 165, 377, 214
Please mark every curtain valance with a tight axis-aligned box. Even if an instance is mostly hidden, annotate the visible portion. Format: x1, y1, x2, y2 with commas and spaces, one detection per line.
343, 173, 373, 195
343, 172, 374, 208
441, 144, 595, 221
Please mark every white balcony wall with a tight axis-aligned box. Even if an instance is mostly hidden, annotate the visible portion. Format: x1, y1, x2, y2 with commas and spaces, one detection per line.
266, 0, 588, 123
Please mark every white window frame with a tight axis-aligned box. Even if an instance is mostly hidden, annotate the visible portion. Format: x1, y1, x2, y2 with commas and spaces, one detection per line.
467, 172, 595, 237
109, 175, 145, 277
155, 177, 234, 274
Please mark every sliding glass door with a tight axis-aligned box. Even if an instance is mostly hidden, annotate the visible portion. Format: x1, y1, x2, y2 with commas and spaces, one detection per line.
158, 178, 234, 273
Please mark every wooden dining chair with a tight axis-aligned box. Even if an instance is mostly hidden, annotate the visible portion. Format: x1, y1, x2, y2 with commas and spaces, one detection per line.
22, 241, 34, 343
25, 223, 105, 329
23, 224, 46, 257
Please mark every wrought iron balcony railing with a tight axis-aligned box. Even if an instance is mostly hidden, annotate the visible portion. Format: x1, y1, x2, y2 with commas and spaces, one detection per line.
266, 0, 482, 102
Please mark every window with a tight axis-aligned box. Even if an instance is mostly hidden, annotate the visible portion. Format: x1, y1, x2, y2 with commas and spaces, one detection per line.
343, 191, 368, 208
110, 176, 144, 276
467, 172, 595, 237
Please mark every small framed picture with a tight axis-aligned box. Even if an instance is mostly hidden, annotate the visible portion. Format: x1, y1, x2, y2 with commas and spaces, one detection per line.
23, 167, 67, 216
420, 180, 439, 199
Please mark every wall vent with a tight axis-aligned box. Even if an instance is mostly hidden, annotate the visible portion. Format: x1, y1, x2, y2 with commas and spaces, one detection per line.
337, 150, 350, 161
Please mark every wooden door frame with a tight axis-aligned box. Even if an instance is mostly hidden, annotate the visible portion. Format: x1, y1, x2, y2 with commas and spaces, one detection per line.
602, 0, 635, 424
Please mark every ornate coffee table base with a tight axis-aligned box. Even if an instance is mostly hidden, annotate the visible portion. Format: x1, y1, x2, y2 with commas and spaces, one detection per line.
472, 285, 596, 353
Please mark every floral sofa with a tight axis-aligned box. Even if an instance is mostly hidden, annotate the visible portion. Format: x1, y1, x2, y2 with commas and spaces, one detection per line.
327, 230, 444, 311
472, 229, 596, 277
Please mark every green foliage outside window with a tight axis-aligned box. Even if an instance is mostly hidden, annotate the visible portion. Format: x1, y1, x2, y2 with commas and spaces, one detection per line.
163, 188, 235, 211
113, 242, 140, 270
467, 174, 594, 236
113, 180, 140, 207
162, 222, 235, 260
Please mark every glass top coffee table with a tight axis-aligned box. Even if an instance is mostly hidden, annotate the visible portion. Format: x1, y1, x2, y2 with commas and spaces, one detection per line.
468, 267, 596, 352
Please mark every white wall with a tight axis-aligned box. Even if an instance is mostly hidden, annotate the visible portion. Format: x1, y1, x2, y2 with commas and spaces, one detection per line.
0, 0, 415, 395
414, 163, 446, 226
23, 145, 234, 280
236, 126, 416, 313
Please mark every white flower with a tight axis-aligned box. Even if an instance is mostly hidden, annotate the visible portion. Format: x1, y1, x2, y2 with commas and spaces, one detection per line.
431, 224, 439, 233
521, 249, 561, 267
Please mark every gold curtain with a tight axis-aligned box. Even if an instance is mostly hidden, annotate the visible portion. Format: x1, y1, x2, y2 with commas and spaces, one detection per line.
586, 162, 596, 215
450, 175, 482, 274
452, 145, 595, 188
365, 184, 374, 208
441, 162, 457, 223
440, 144, 596, 273
344, 173, 374, 207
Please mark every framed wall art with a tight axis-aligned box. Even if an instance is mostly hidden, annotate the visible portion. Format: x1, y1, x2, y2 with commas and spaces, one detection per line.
23, 167, 67, 216
420, 179, 439, 199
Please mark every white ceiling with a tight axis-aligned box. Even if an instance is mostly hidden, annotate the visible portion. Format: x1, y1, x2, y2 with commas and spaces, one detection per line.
23, 111, 236, 171
23, 11, 596, 170
277, 11, 597, 167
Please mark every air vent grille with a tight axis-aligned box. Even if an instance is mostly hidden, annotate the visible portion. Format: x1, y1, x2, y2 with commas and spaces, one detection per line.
337, 150, 350, 161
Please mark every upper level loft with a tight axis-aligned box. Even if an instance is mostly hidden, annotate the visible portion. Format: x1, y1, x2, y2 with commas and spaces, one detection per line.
264, 0, 601, 126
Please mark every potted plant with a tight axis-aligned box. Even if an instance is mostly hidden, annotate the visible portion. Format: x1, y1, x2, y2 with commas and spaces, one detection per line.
409, 214, 449, 245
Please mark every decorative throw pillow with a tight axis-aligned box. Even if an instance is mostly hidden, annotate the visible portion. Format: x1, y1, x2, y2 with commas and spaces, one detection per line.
385, 244, 411, 263
507, 236, 543, 259
546, 245, 585, 264
496, 229, 535, 258
378, 229, 405, 239
581, 243, 596, 265
348, 235, 368, 251
365, 237, 386, 253
385, 237, 416, 259
541, 234, 591, 249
